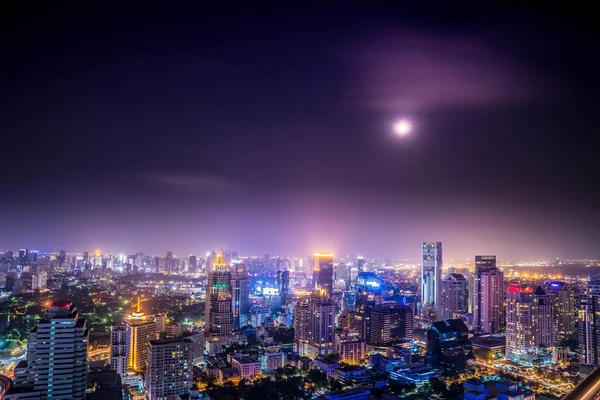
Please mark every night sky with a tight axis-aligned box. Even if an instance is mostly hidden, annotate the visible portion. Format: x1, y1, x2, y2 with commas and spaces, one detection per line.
1, 3, 599, 259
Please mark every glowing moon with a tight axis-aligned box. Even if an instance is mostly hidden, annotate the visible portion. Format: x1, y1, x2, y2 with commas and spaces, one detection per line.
393, 119, 412, 136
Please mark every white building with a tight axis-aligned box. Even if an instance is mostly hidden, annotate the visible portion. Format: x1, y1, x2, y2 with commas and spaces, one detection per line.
506, 284, 553, 363
421, 242, 442, 322
110, 325, 128, 378
231, 356, 261, 379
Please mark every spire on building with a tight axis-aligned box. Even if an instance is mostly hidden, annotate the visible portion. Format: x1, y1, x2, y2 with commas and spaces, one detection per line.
213, 252, 227, 271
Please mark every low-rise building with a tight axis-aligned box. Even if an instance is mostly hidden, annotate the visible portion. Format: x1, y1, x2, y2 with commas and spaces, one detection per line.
231, 356, 261, 380
261, 352, 286, 372
313, 356, 339, 377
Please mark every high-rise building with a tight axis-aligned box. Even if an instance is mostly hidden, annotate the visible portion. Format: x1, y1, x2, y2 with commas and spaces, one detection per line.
295, 290, 335, 357
472, 256, 504, 334
293, 297, 310, 355
110, 325, 128, 378
441, 273, 468, 321
547, 281, 576, 339
426, 319, 474, 374
307, 291, 335, 357
313, 253, 334, 297
189, 254, 197, 273
352, 294, 376, 341
505, 284, 554, 363
357, 256, 366, 273
368, 304, 414, 346
4, 302, 89, 400
421, 242, 442, 321
578, 281, 600, 370
231, 262, 250, 329
205, 253, 233, 336
334, 328, 366, 365
126, 298, 157, 371
277, 270, 290, 305
342, 291, 357, 312
165, 251, 173, 274
144, 338, 192, 400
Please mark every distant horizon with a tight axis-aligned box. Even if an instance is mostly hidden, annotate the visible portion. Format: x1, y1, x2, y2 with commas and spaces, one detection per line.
2, 245, 598, 264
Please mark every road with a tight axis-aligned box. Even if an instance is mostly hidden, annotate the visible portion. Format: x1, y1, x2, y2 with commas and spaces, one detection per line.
474, 360, 571, 395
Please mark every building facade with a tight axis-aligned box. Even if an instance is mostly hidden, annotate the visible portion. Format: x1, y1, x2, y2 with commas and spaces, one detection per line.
441, 273, 468, 321
421, 242, 442, 322
4, 302, 89, 400
578, 280, 600, 369
334, 328, 366, 365
126, 298, 157, 371
313, 253, 334, 297
505, 284, 554, 363
144, 338, 192, 400
110, 325, 128, 378
231, 261, 250, 329
472, 256, 504, 334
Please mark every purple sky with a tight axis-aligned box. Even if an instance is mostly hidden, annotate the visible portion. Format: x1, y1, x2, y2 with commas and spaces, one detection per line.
1, 3, 599, 259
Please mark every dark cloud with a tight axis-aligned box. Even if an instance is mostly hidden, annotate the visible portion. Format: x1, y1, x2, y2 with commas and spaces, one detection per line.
344, 29, 551, 111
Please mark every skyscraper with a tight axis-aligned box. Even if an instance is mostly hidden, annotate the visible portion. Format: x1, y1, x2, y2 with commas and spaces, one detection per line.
505, 284, 553, 363
421, 242, 442, 322
165, 251, 173, 274
441, 273, 468, 321
313, 252, 334, 297
126, 298, 157, 371
306, 290, 335, 357
293, 297, 310, 355
204, 253, 237, 355
110, 325, 128, 378
368, 304, 414, 346
189, 254, 197, 273
578, 281, 600, 370
4, 302, 89, 400
144, 338, 192, 400
472, 255, 504, 334
231, 262, 250, 329
294, 290, 335, 358
547, 281, 576, 339
277, 270, 290, 305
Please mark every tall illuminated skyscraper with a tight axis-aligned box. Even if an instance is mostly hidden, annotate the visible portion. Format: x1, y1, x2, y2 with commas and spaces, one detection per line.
313, 252, 334, 297
421, 242, 442, 322
231, 261, 250, 329
578, 281, 600, 370
307, 290, 335, 357
293, 297, 310, 355
472, 255, 504, 334
126, 297, 157, 371
547, 281, 576, 339
4, 302, 89, 400
505, 284, 553, 362
205, 253, 234, 336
